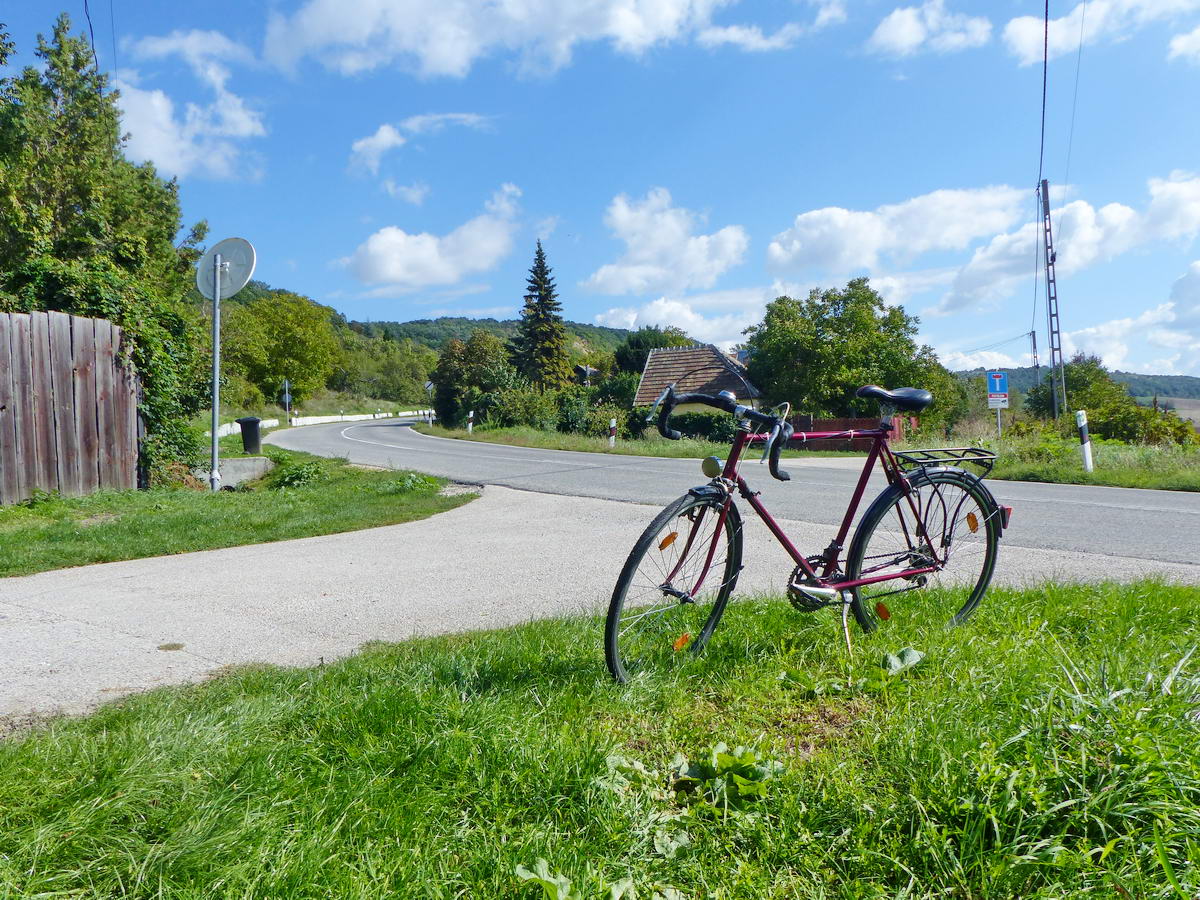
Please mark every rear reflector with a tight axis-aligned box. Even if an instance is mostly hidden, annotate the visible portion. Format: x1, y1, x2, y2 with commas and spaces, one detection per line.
1000, 506, 1012, 529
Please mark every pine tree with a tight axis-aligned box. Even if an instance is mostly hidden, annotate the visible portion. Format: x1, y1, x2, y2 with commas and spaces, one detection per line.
511, 240, 571, 390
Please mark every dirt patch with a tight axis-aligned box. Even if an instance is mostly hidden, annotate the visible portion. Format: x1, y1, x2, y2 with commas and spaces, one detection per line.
348, 463, 389, 472
0, 710, 61, 741
439, 482, 482, 497
79, 513, 119, 527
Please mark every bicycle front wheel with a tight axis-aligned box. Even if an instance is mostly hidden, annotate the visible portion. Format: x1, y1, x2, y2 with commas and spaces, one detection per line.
845, 467, 1001, 633
605, 492, 743, 682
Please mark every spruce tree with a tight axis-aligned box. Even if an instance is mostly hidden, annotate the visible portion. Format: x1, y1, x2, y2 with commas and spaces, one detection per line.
511, 240, 571, 390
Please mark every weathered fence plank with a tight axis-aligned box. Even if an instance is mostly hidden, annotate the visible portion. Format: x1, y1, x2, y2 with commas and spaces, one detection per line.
0, 311, 138, 504
94, 319, 116, 489
0, 315, 18, 505
73, 315, 100, 494
28, 312, 58, 492
9, 313, 39, 500
48, 312, 81, 496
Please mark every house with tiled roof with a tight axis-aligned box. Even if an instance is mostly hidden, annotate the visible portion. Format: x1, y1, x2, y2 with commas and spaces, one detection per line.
633, 344, 762, 410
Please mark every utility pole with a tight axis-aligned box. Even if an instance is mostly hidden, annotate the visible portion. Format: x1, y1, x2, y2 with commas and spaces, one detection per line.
1040, 179, 1068, 419
1029, 330, 1040, 393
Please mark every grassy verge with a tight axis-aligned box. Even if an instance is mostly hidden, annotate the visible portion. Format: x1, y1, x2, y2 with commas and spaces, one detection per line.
0, 448, 475, 578
414, 424, 860, 459
2, 582, 1197, 897
988, 444, 1200, 491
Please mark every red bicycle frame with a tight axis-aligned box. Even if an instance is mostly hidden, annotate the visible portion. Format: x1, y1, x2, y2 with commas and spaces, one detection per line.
688, 425, 942, 593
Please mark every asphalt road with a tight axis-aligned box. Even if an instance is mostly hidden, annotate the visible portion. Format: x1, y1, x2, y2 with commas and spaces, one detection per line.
270, 419, 1200, 567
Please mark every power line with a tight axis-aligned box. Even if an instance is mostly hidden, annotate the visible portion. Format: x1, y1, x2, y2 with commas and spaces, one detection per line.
959, 332, 1035, 357
1036, 0, 1049, 187
108, 0, 118, 72
1063, 0, 1087, 189
81, 0, 100, 72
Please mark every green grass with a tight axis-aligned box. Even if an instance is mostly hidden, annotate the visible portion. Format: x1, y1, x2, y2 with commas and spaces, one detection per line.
2, 582, 1198, 897
916, 421, 1200, 491
0, 448, 474, 577
415, 424, 860, 459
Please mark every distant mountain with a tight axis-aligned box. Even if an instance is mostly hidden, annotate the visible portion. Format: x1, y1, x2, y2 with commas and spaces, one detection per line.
955, 366, 1200, 400
352, 316, 631, 357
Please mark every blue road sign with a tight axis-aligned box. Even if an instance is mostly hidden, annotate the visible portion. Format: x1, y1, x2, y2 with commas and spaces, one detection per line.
986, 371, 1008, 394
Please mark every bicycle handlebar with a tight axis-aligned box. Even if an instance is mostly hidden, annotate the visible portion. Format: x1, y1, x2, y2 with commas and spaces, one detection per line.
650, 387, 791, 482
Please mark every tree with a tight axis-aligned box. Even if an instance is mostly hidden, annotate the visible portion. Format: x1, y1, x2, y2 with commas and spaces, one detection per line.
0, 15, 209, 477
743, 278, 964, 424
613, 325, 692, 374
431, 329, 519, 425
511, 241, 571, 390
222, 293, 341, 403
1026, 353, 1196, 444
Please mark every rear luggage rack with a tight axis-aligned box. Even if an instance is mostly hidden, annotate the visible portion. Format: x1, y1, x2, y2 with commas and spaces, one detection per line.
894, 446, 997, 475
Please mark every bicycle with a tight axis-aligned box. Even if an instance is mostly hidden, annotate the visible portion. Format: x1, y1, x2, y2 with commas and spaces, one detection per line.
604, 384, 1012, 682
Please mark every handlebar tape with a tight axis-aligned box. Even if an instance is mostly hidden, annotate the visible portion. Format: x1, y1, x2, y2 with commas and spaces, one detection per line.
769, 422, 793, 481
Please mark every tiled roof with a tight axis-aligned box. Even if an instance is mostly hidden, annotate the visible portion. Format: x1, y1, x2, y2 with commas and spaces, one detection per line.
634, 344, 762, 406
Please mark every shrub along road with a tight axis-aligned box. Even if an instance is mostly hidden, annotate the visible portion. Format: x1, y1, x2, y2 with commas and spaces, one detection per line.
271, 418, 1200, 567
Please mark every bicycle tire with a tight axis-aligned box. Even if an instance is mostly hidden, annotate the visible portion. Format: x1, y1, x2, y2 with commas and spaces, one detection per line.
845, 467, 1001, 633
605, 491, 743, 682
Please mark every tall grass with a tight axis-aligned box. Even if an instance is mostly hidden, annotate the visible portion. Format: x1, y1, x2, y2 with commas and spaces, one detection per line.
2, 582, 1197, 897
907, 420, 1200, 490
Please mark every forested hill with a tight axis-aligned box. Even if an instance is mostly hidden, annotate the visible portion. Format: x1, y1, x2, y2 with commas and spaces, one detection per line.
353, 317, 631, 356
957, 366, 1200, 399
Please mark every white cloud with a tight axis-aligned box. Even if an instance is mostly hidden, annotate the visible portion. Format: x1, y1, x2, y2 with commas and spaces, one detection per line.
940, 349, 1022, 370
584, 188, 748, 295
382, 179, 430, 204
1062, 303, 1177, 369
1004, 0, 1200, 66
935, 172, 1200, 314
399, 112, 490, 133
698, 23, 805, 51
352, 125, 406, 174
595, 284, 796, 347
341, 183, 521, 291
768, 186, 1026, 272
349, 112, 489, 172
810, 0, 849, 30
265, 0, 810, 78
866, 0, 991, 56
116, 30, 264, 179
1170, 23, 1200, 60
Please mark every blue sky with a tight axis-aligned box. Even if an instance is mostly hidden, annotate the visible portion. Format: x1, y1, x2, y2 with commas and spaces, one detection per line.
5, 0, 1200, 374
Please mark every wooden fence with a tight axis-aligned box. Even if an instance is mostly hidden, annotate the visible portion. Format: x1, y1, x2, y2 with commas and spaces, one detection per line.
0, 311, 138, 505
789, 414, 912, 451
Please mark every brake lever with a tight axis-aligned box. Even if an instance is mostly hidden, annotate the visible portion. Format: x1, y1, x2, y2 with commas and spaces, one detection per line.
645, 384, 674, 423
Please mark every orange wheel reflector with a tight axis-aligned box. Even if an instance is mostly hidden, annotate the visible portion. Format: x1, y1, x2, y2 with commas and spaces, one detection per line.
673, 632, 692, 652
659, 532, 678, 551
966, 512, 979, 533
875, 602, 892, 621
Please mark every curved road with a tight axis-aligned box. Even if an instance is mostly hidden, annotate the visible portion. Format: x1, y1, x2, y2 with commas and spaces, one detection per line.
269, 419, 1200, 567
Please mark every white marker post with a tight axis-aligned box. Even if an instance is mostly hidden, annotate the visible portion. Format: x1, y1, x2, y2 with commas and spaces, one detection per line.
467, 410, 474, 435
1076, 410, 1094, 472
608, 418, 617, 449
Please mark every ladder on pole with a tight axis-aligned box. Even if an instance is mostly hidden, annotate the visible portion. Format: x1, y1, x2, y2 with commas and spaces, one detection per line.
1040, 179, 1067, 418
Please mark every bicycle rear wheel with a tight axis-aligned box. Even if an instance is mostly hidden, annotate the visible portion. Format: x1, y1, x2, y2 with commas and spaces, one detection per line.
605, 492, 742, 682
845, 467, 1000, 633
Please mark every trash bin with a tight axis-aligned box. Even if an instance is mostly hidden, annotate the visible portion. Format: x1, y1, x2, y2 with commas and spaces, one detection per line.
235, 416, 262, 454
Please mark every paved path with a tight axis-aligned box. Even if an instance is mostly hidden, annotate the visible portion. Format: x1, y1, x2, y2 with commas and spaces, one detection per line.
271, 419, 1200, 566
3, 485, 1198, 721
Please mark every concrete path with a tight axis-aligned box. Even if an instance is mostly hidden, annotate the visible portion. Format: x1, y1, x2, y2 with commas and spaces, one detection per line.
3, 486, 1198, 722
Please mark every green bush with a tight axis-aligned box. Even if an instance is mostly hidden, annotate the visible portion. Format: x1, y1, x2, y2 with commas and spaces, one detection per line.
268, 460, 325, 489
583, 403, 627, 438
488, 387, 559, 431
555, 386, 595, 434
671, 411, 738, 443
